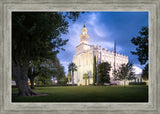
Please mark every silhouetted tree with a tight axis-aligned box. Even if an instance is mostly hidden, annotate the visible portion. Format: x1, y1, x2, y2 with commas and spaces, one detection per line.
98, 62, 111, 84
142, 64, 148, 80
93, 56, 97, 84
12, 12, 82, 96
131, 26, 148, 80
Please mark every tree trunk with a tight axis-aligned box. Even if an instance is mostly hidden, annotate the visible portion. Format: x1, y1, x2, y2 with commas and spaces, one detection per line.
30, 77, 35, 89
72, 71, 74, 86
12, 61, 38, 96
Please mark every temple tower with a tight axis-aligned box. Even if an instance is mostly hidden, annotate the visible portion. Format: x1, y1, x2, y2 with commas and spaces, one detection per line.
80, 24, 89, 44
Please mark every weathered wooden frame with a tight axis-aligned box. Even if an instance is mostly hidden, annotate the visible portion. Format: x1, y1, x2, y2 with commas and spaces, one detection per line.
0, 0, 159, 114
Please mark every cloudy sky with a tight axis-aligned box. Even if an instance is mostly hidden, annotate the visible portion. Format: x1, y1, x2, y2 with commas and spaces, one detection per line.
57, 12, 148, 75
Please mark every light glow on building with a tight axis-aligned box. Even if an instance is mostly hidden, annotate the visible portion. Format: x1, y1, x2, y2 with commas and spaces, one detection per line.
73, 25, 128, 85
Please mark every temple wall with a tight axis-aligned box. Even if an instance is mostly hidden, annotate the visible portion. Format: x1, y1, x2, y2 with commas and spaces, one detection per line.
73, 45, 129, 85
73, 48, 94, 85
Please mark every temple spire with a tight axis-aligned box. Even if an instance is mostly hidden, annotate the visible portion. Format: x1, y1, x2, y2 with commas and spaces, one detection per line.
80, 24, 89, 44
81, 24, 88, 35
83, 23, 86, 28
83, 21, 86, 27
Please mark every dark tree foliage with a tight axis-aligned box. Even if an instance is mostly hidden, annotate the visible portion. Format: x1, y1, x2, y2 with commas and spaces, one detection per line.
131, 26, 148, 80
35, 66, 53, 85
98, 62, 111, 84
60, 76, 68, 84
93, 56, 97, 84
131, 26, 148, 65
142, 63, 148, 80
28, 58, 56, 88
12, 12, 69, 63
64, 12, 84, 22
55, 65, 66, 84
12, 12, 82, 96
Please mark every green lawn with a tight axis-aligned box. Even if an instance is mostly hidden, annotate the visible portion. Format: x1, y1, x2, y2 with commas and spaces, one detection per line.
12, 85, 148, 102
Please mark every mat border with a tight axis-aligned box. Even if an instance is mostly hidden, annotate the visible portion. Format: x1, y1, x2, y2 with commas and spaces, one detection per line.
0, 0, 159, 114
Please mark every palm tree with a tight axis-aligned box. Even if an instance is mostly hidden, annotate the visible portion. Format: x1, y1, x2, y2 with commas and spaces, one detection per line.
68, 62, 77, 86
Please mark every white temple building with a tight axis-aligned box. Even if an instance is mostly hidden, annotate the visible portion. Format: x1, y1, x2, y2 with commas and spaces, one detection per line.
72, 24, 129, 85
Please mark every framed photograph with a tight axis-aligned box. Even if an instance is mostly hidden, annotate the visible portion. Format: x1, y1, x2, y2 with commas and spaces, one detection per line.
0, 0, 160, 114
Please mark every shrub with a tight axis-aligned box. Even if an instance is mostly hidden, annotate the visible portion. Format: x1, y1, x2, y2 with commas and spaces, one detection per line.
129, 82, 146, 85
34, 84, 77, 87
12, 85, 17, 88
110, 83, 117, 85
95, 83, 104, 86
12, 84, 78, 88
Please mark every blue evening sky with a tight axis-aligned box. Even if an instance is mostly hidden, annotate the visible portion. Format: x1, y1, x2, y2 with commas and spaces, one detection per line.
57, 12, 148, 75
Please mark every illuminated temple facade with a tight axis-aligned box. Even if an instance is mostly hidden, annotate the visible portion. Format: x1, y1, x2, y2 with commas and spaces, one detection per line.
72, 25, 128, 85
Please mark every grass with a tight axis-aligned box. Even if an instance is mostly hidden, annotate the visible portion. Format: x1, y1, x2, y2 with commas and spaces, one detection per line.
12, 85, 148, 102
